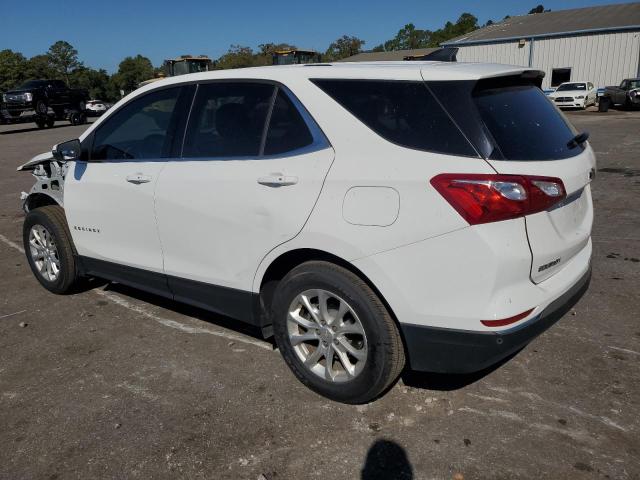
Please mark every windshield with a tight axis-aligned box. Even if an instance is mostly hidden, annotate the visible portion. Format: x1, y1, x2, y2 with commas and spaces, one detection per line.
19, 80, 48, 89
557, 83, 586, 91
623, 80, 640, 89
474, 85, 582, 161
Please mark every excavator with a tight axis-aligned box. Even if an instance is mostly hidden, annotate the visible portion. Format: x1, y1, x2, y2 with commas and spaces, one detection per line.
139, 55, 214, 88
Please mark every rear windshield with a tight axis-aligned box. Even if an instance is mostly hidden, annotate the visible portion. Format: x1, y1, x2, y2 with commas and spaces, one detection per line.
312, 79, 477, 157
473, 85, 582, 161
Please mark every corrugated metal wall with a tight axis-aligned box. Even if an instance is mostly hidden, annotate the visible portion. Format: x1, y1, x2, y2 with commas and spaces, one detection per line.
455, 31, 640, 88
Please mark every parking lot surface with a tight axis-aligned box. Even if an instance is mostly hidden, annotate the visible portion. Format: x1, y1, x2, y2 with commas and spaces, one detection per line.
1, 110, 639, 479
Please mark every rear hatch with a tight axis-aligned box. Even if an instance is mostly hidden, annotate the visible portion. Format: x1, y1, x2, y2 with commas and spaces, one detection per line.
426, 72, 594, 283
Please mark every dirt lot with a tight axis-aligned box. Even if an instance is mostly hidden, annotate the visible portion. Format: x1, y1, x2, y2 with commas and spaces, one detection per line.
0, 110, 639, 480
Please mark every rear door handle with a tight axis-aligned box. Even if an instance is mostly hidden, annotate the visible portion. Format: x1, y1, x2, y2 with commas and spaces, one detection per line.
257, 174, 298, 187
126, 173, 152, 184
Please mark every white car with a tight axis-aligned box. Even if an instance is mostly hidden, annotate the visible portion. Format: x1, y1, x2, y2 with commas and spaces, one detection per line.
549, 81, 597, 109
85, 99, 108, 116
18, 63, 594, 403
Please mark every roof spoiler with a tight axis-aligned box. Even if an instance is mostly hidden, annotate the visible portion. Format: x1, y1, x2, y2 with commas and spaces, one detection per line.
404, 47, 458, 62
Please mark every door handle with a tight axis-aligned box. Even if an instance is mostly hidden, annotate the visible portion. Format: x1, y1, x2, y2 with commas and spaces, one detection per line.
126, 173, 152, 184
257, 174, 298, 187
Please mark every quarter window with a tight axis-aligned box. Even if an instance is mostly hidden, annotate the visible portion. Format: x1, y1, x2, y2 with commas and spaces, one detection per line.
264, 90, 314, 155
91, 87, 181, 160
182, 83, 274, 158
312, 79, 477, 156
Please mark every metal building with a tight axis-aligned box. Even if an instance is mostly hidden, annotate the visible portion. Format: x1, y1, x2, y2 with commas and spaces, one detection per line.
442, 3, 640, 89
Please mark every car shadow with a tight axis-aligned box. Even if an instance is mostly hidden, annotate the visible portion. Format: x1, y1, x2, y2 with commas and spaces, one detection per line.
99, 281, 273, 347
0, 123, 79, 135
400, 349, 521, 391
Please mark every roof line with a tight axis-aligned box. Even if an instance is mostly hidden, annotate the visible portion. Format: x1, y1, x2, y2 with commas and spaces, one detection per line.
442, 24, 640, 46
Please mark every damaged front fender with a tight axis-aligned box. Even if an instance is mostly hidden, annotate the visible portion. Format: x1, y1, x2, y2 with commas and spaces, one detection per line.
18, 152, 68, 212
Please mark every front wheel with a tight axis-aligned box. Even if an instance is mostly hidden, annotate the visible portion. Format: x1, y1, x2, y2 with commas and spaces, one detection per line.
34, 100, 48, 115
272, 261, 405, 404
23, 205, 80, 294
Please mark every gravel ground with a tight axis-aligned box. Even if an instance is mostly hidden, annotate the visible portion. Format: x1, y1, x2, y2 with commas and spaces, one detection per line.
0, 109, 638, 480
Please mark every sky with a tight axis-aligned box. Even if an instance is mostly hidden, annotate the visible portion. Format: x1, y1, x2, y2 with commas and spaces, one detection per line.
1, 0, 637, 73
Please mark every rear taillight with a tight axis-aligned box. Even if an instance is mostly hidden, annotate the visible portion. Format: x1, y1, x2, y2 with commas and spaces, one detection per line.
430, 174, 566, 225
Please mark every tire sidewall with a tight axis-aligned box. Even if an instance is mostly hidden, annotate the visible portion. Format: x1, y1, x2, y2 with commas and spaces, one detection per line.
272, 264, 396, 403
23, 208, 74, 294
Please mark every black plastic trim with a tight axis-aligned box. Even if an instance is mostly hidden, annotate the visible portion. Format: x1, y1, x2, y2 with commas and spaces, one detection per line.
400, 267, 591, 373
78, 256, 260, 326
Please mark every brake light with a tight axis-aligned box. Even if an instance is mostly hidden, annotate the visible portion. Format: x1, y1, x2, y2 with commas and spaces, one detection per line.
430, 174, 566, 225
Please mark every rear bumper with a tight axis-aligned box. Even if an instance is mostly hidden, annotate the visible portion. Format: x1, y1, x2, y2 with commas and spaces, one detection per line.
401, 266, 591, 373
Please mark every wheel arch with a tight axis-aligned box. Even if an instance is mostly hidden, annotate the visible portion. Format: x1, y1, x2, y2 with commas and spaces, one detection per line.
24, 192, 61, 212
257, 248, 402, 340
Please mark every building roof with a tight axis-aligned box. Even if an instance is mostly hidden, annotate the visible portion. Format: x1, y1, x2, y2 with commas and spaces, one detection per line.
443, 2, 640, 45
338, 48, 438, 62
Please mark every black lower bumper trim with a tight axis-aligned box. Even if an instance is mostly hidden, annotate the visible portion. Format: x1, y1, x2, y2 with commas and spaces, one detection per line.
400, 267, 591, 374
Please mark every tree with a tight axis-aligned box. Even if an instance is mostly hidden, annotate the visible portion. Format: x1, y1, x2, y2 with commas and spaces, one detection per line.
112, 55, 155, 93
0, 49, 27, 92
47, 41, 82, 85
25, 54, 57, 80
528, 5, 545, 14
216, 45, 255, 70
70, 67, 112, 100
324, 35, 365, 61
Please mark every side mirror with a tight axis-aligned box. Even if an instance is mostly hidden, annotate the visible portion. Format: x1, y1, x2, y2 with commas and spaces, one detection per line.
53, 139, 81, 161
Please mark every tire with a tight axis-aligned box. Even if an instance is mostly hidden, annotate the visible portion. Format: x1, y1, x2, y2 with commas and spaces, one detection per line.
35, 119, 46, 129
271, 261, 405, 404
46, 117, 55, 128
598, 97, 610, 112
23, 205, 79, 294
69, 112, 81, 125
34, 100, 48, 115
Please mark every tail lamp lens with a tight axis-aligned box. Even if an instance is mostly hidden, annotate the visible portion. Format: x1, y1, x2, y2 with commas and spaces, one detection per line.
430, 174, 566, 225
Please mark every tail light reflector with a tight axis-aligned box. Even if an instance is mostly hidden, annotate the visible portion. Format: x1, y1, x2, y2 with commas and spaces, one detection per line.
481, 308, 535, 327
430, 174, 566, 225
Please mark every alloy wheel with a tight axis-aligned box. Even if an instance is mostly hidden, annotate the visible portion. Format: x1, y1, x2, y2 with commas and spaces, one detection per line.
287, 289, 367, 382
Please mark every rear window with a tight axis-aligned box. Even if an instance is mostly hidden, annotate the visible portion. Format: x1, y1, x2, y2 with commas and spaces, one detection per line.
474, 85, 582, 161
312, 79, 477, 157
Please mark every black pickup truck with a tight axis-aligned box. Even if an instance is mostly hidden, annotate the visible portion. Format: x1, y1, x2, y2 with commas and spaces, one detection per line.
598, 78, 640, 111
1, 79, 88, 124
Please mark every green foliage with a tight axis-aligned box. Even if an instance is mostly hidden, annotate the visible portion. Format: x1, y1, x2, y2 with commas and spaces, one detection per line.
70, 67, 111, 100
0, 49, 27, 92
528, 5, 546, 14
216, 45, 257, 70
47, 40, 83, 84
25, 54, 57, 80
372, 14, 478, 52
111, 55, 155, 93
324, 35, 365, 61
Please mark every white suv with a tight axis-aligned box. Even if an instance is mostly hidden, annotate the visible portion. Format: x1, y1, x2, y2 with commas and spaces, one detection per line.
19, 62, 594, 403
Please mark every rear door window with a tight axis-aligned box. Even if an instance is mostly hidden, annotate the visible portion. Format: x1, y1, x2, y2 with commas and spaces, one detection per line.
182, 82, 274, 158
264, 89, 314, 155
312, 79, 477, 157
473, 85, 581, 161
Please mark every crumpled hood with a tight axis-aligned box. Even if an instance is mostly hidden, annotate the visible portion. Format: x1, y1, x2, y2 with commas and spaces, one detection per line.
17, 151, 54, 171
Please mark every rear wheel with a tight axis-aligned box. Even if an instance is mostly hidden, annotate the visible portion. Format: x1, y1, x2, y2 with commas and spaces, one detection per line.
23, 205, 79, 294
272, 261, 405, 404
35, 118, 46, 129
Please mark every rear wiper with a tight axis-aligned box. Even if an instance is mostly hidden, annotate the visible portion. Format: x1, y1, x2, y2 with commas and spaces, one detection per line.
567, 131, 589, 149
